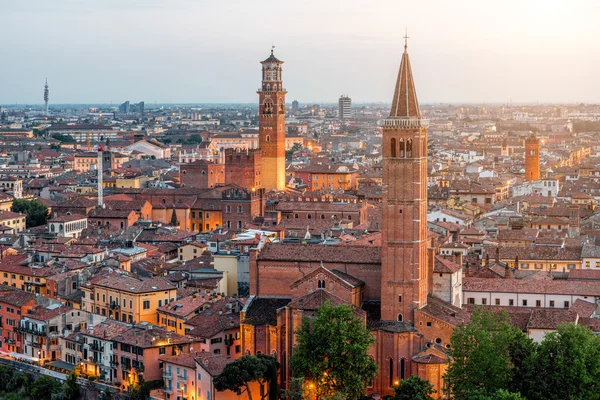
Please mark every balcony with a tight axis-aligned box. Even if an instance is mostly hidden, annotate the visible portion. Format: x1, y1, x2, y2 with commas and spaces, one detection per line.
109, 302, 120, 310
90, 342, 104, 352
28, 341, 43, 348
109, 360, 119, 368
163, 371, 172, 378
177, 372, 188, 380
163, 387, 173, 394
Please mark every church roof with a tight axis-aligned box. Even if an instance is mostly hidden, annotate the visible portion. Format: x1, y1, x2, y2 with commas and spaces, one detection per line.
262, 49, 283, 64
389, 41, 421, 119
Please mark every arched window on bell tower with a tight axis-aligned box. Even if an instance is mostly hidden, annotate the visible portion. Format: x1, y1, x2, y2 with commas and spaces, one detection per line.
399, 139, 405, 157
407, 139, 413, 158
390, 138, 396, 158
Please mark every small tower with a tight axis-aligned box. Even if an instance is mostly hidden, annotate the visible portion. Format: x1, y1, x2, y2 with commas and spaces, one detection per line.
525, 134, 541, 181
501, 138, 509, 157
43, 78, 49, 116
97, 144, 104, 208
258, 48, 287, 191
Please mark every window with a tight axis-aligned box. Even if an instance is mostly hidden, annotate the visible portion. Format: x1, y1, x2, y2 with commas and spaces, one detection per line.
481, 298, 487, 305
143, 300, 150, 310
467, 298, 475, 305
549, 300, 555, 307
495, 298, 500, 305
226, 205, 231, 214
397, 314, 403, 322
389, 358, 394, 388
159, 347, 165, 355
521, 263, 529, 269
426, 321, 432, 327
390, 138, 396, 158
435, 338, 442, 344
509, 299, 514, 306
522, 299, 528, 306
317, 280, 325, 289
564, 301, 570, 308
536, 300, 541, 307
398, 296, 402, 303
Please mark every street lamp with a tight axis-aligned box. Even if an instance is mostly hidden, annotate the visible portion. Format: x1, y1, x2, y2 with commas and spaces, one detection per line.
37, 351, 41, 367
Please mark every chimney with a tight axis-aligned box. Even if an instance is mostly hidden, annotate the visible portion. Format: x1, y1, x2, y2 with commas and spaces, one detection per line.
485, 253, 490, 267
495, 247, 500, 263
454, 252, 463, 269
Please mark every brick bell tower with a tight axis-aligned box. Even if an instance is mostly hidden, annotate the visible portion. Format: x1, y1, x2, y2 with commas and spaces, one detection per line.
525, 134, 541, 181
380, 38, 429, 324
258, 48, 287, 191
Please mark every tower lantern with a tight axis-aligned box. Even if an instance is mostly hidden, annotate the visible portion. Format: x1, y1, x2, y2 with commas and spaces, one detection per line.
258, 47, 287, 191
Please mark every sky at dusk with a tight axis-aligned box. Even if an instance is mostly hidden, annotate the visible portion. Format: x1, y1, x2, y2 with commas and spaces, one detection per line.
1, 0, 599, 105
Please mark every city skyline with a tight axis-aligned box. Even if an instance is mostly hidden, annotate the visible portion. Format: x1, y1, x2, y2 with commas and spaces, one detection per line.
2, 0, 600, 104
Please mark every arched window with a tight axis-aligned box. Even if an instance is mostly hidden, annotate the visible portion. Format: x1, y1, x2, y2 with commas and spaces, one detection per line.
237, 205, 243, 214
390, 138, 396, 158
318, 280, 325, 289
397, 314, 403, 322
320, 215, 325, 220
407, 139, 413, 158
226, 205, 231, 214
399, 139, 405, 157
389, 358, 394, 387
294, 214, 299, 219
266, 135, 270, 143
400, 359, 406, 380
307, 214, 312, 219
201, 170, 206, 175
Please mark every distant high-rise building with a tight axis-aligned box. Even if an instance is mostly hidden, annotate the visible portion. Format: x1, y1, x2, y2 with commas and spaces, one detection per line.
43, 78, 49, 116
119, 101, 144, 114
291, 100, 299, 115
258, 48, 287, 191
525, 134, 541, 181
338, 94, 352, 120
119, 101, 130, 113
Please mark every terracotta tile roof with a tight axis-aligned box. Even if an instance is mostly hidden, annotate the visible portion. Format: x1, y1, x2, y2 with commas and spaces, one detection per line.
80, 321, 129, 339
26, 305, 73, 321
194, 352, 230, 376
570, 299, 596, 317
418, 296, 471, 327
287, 289, 365, 317
0, 289, 36, 307
527, 308, 578, 329
483, 246, 582, 261
463, 277, 600, 296
242, 297, 290, 326
157, 294, 209, 319
412, 353, 448, 364
567, 269, 600, 280
113, 325, 192, 348
186, 299, 242, 338
434, 256, 462, 273
159, 353, 196, 369
86, 273, 176, 294
258, 242, 380, 264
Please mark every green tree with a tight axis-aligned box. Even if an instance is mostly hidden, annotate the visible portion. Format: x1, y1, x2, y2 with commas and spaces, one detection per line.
51, 133, 76, 143
7, 372, 31, 397
62, 371, 81, 400
444, 309, 535, 399
12, 198, 49, 227
30, 375, 60, 400
290, 301, 377, 400
0, 365, 13, 391
392, 375, 436, 400
525, 323, 600, 400
214, 355, 268, 400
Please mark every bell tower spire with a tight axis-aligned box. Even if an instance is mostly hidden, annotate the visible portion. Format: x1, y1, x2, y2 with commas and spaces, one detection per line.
379, 38, 429, 324
258, 48, 287, 191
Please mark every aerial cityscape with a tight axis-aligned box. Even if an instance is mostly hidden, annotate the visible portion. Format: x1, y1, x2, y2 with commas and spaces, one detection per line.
1, 1, 600, 400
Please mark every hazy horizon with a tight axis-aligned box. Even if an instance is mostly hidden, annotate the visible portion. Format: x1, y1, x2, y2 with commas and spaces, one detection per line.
2, 0, 599, 104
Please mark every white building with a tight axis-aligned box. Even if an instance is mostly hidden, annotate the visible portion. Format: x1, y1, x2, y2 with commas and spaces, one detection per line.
511, 179, 560, 197
48, 215, 88, 238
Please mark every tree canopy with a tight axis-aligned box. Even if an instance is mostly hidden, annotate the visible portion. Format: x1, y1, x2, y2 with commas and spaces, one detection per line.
12, 198, 49, 228
445, 309, 600, 400
290, 301, 377, 400
392, 375, 436, 400
214, 355, 279, 400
